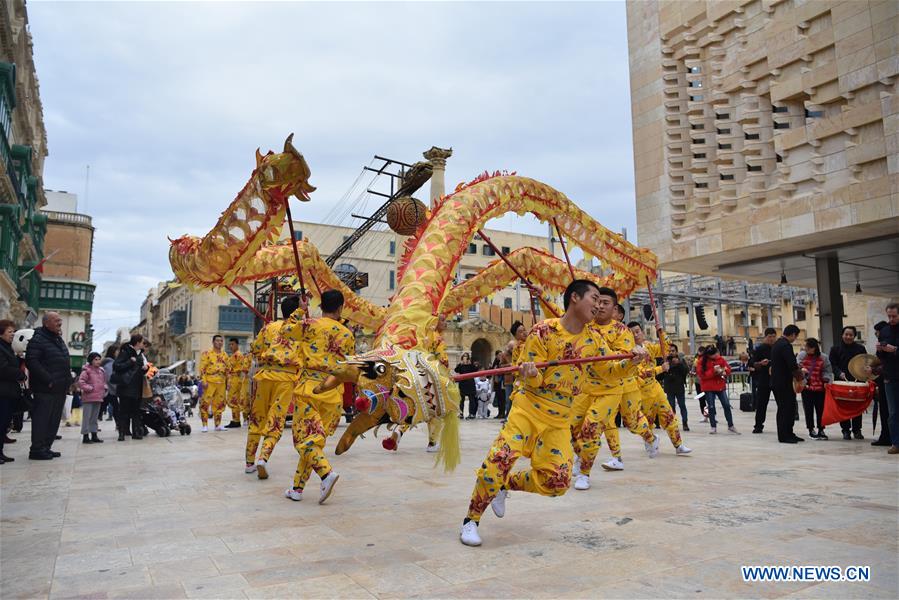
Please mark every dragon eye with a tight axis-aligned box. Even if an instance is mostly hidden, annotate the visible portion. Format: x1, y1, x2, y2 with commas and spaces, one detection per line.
374, 363, 387, 376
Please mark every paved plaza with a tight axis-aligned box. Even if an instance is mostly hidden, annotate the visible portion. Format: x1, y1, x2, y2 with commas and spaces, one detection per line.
1, 407, 897, 599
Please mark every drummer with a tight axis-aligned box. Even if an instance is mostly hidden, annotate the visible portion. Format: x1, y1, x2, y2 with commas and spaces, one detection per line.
828, 326, 867, 440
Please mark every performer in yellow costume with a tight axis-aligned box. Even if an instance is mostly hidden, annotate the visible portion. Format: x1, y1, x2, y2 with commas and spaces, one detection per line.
460, 280, 606, 547
383, 314, 449, 453
628, 322, 691, 456
584, 303, 659, 473
225, 338, 251, 428
249, 295, 303, 477
281, 290, 354, 504
198, 335, 228, 432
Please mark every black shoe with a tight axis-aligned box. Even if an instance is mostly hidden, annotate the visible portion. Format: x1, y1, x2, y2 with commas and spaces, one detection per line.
28, 451, 54, 460
817, 430, 828, 440
853, 431, 864, 440
118, 433, 126, 441
91, 434, 103, 443
82, 435, 93, 444
49, 450, 61, 457
792, 435, 805, 442
872, 438, 891, 446
132, 434, 143, 440
808, 430, 819, 439
779, 438, 798, 444
54, 435, 62, 440
0, 453, 13, 462
3, 435, 15, 443
465, 416, 475, 420
225, 421, 241, 428
752, 427, 763, 434
842, 431, 852, 440
683, 423, 690, 432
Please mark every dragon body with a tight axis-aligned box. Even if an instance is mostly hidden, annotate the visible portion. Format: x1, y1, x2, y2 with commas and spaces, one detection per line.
168, 139, 658, 471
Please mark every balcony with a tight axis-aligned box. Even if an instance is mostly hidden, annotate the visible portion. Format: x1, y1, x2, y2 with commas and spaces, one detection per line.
39, 280, 95, 313
219, 304, 253, 332
168, 309, 187, 336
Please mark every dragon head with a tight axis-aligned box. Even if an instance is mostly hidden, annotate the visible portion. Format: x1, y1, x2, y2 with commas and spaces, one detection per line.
335, 344, 460, 469
255, 133, 316, 201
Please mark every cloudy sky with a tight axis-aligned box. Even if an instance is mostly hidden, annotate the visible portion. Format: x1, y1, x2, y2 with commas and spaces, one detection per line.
29, 0, 637, 349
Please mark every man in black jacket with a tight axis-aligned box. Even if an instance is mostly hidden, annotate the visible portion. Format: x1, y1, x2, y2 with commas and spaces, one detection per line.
771, 324, 802, 444
662, 343, 690, 431
113, 333, 149, 441
454, 353, 478, 419
828, 326, 868, 440
875, 303, 899, 454
25, 312, 72, 459
748, 328, 777, 433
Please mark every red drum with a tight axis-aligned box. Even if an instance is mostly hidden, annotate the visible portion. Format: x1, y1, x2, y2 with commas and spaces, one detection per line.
826, 381, 874, 402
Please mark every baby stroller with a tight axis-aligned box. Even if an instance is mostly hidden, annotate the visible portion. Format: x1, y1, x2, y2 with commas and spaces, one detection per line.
141, 373, 192, 437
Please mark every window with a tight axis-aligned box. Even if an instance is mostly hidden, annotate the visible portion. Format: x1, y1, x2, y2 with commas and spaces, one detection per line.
467, 243, 477, 254
718, 143, 732, 150
690, 123, 704, 130
482, 245, 495, 257
501, 246, 510, 255
689, 80, 703, 88
504, 298, 513, 309
292, 230, 302, 241
464, 273, 475, 280
774, 121, 790, 129
715, 112, 730, 120
747, 164, 762, 172
744, 133, 760, 140
389, 270, 395, 290
717, 128, 731, 134
805, 109, 824, 118
692, 138, 705, 144
689, 95, 703, 101
695, 182, 708, 189
720, 174, 735, 181
772, 105, 789, 113
388, 240, 396, 256
693, 153, 706, 159
795, 307, 807, 321
689, 66, 701, 73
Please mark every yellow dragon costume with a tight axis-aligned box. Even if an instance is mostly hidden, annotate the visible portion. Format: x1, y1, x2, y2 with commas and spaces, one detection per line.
168, 135, 658, 471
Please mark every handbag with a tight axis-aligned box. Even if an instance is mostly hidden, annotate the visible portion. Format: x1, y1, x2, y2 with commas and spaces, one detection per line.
16, 383, 33, 413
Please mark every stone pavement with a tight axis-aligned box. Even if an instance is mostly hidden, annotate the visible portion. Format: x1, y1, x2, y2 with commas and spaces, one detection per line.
1, 406, 897, 599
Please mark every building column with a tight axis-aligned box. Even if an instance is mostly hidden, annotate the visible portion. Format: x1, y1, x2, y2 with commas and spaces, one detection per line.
815, 254, 843, 352
423, 146, 453, 208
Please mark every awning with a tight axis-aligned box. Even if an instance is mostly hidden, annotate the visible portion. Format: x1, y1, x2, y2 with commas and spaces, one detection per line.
160, 360, 187, 372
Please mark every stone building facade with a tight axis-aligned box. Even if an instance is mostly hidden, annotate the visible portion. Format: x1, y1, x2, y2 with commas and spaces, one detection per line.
627, 0, 897, 271
0, 0, 48, 323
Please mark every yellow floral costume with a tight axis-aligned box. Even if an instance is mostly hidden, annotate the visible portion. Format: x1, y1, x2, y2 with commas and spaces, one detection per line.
226, 349, 251, 424
250, 321, 302, 465
198, 348, 228, 427
282, 311, 355, 492
636, 342, 683, 449
466, 318, 602, 522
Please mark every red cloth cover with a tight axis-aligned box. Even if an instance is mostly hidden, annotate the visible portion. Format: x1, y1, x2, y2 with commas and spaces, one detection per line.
821, 382, 875, 426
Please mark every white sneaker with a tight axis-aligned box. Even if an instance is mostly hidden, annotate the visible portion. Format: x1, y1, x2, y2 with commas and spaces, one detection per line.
460, 521, 482, 547
644, 434, 661, 458
256, 459, 268, 480
319, 472, 339, 504
676, 445, 692, 455
572, 455, 581, 477
709, 427, 717, 434
601, 457, 624, 471
728, 426, 741, 435
284, 488, 303, 501
426, 443, 440, 453
214, 425, 225, 431
201, 425, 208, 432
491, 490, 507, 518
574, 474, 590, 490
244, 463, 257, 473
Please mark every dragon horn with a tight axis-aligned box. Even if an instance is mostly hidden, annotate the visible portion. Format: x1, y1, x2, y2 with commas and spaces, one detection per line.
255, 148, 263, 168
284, 132, 295, 152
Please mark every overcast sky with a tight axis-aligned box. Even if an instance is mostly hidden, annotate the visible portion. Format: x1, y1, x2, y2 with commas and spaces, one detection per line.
29, 0, 637, 349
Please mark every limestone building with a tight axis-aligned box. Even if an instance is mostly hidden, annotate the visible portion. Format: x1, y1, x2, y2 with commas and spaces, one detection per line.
0, 0, 48, 324
37, 191, 96, 368
627, 0, 898, 349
